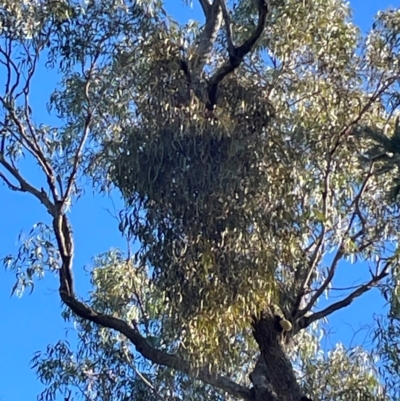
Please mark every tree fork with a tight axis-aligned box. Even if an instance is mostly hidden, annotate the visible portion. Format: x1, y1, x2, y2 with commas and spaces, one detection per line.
251, 310, 306, 401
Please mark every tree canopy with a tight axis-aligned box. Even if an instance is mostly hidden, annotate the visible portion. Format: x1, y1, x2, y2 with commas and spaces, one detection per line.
1, 0, 400, 400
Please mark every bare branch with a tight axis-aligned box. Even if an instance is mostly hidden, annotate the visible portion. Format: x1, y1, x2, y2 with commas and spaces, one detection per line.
297, 263, 391, 331
62, 111, 92, 208
292, 139, 338, 318
0, 41, 21, 98
291, 161, 332, 317
0, 155, 56, 215
0, 99, 60, 201
0, 171, 21, 191
296, 169, 374, 320
132, 366, 166, 401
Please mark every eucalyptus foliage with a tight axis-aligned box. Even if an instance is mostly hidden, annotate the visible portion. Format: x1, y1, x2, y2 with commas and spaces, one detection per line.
1, 0, 400, 400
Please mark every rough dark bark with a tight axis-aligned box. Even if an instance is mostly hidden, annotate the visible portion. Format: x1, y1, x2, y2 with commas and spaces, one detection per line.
206, 0, 270, 109
180, 0, 270, 110
251, 309, 305, 401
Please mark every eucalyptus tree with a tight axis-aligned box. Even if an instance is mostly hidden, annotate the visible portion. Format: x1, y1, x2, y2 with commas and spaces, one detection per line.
1, 0, 400, 401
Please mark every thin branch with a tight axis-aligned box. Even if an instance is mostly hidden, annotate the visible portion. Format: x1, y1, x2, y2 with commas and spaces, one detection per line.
291, 167, 331, 317
0, 40, 21, 97
295, 80, 393, 319
0, 155, 56, 215
296, 168, 374, 320
0, 117, 10, 154
0, 41, 13, 96
63, 50, 103, 209
0, 111, 47, 164
292, 142, 336, 318
0, 171, 21, 191
62, 111, 91, 207
0, 98, 60, 201
297, 263, 391, 331
297, 243, 345, 320
133, 366, 166, 401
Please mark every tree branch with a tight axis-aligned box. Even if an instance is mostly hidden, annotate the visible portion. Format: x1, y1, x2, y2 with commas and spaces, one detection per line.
291, 158, 333, 317
296, 170, 373, 321
59, 283, 253, 401
198, 0, 211, 17
297, 263, 391, 331
46, 195, 253, 401
206, 0, 269, 109
219, 0, 235, 55
0, 155, 56, 215
62, 110, 91, 208
132, 366, 166, 401
0, 99, 60, 202
190, 0, 222, 77
0, 170, 21, 191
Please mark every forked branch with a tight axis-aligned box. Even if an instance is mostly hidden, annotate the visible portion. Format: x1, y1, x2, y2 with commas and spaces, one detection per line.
297, 262, 391, 332
207, 0, 270, 108
296, 170, 373, 320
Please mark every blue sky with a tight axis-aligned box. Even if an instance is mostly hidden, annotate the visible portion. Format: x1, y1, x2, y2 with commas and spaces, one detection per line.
1, 1, 399, 400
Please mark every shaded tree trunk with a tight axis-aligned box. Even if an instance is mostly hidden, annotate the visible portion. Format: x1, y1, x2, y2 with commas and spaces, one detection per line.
251, 310, 304, 401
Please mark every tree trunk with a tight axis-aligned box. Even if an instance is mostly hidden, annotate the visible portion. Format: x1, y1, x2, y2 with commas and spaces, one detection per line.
251, 310, 304, 401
